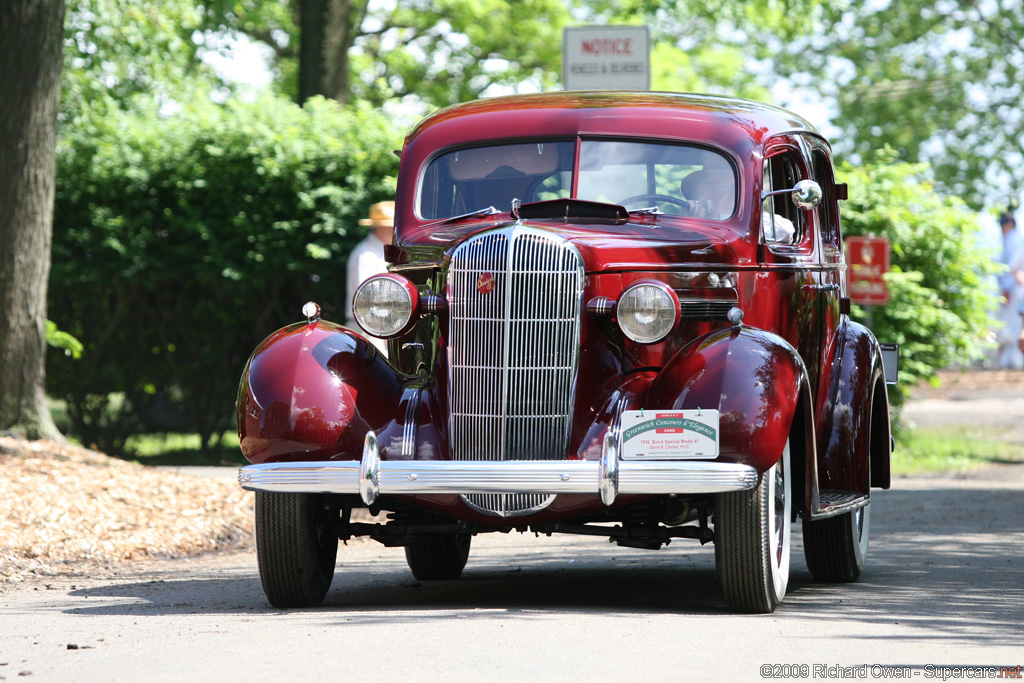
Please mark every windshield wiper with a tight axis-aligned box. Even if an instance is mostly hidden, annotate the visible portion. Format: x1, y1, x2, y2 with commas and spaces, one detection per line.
441, 206, 499, 224
419, 206, 501, 230
629, 206, 663, 216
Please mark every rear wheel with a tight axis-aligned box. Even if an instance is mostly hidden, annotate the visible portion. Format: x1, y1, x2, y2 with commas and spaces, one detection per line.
255, 492, 339, 608
405, 534, 472, 580
714, 439, 792, 613
803, 503, 870, 582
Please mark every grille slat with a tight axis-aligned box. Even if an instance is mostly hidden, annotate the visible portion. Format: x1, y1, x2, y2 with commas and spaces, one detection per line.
448, 227, 585, 516
678, 300, 737, 320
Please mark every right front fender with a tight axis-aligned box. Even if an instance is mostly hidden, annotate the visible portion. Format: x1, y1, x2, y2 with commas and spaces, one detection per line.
237, 320, 405, 464
645, 325, 814, 476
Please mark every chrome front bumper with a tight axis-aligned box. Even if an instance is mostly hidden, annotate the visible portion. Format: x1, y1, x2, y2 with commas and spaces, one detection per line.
238, 432, 759, 507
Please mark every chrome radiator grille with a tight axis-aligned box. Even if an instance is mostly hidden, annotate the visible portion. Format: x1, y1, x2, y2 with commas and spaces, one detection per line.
448, 227, 585, 515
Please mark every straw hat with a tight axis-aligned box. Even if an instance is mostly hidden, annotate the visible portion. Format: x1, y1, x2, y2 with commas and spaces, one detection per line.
359, 201, 395, 227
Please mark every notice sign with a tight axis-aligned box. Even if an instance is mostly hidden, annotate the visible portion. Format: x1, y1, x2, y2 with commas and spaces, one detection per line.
846, 236, 891, 305
563, 26, 650, 91
620, 409, 720, 460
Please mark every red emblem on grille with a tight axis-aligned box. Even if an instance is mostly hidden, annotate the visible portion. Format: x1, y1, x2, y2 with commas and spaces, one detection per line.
477, 272, 496, 294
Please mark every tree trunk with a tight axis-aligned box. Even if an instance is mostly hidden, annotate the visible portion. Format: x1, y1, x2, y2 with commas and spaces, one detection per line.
322, 0, 355, 104
298, 0, 361, 105
298, 0, 328, 105
0, 0, 66, 441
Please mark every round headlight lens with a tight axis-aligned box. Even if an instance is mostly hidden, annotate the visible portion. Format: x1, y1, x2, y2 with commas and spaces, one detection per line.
616, 282, 679, 343
353, 275, 417, 338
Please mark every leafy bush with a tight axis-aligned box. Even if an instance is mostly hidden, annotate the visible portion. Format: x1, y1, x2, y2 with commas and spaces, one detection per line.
49, 95, 400, 455
838, 150, 999, 406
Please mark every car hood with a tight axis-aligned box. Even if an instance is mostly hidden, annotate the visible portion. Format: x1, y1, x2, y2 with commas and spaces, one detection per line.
396, 216, 747, 272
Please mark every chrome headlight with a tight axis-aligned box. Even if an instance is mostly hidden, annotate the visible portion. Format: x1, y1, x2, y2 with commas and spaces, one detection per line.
352, 274, 419, 338
616, 281, 679, 343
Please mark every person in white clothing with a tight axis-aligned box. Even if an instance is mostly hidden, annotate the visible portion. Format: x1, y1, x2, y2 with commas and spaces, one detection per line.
995, 211, 1024, 369
346, 201, 395, 355
1018, 300, 1024, 355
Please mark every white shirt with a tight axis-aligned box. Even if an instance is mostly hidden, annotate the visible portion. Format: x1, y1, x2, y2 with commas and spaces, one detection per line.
1001, 227, 1024, 294
762, 211, 796, 244
345, 232, 388, 354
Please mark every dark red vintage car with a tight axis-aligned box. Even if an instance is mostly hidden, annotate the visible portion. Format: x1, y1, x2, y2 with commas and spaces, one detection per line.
236, 91, 898, 613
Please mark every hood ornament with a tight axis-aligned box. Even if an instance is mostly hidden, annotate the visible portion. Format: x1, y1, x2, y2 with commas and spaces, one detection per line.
727, 307, 744, 330
510, 197, 521, 221
302, 301, 321, 324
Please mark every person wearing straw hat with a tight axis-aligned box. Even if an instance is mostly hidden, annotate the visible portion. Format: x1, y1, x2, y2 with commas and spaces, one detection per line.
346, 201, 395, 354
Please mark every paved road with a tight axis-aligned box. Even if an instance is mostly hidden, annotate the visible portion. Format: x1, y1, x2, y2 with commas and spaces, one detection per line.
2, 463, 1022, 682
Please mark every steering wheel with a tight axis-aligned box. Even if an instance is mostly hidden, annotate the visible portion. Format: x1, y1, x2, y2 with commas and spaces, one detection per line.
619, 194, 692, 215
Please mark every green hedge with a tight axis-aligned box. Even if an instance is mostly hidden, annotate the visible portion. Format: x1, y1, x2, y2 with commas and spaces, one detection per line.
838, 150, 999, 407
49, 95, 400, 455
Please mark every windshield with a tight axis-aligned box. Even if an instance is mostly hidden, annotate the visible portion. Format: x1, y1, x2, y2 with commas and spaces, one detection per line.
418, 139, 736, 221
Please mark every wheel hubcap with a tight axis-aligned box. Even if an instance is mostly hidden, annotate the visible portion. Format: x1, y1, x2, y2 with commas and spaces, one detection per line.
773, 458, 786, 563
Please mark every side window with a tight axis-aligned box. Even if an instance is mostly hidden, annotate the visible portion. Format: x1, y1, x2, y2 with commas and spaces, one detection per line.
812, 149, 838, 247
762, 153, 803, 244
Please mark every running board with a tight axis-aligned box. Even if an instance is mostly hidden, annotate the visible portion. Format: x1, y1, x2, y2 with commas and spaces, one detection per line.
810, 490, 869, 520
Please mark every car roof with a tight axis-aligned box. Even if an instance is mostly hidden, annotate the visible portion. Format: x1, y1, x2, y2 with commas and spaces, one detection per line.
403, 91, 822, 153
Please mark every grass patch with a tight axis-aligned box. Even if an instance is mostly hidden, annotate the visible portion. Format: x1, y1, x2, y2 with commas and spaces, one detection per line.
893, 426, 1024, 476
121, 431, 245, 467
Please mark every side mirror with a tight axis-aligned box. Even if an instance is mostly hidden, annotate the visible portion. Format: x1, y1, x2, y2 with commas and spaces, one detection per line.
761, 179, 823, 210
791, 179, 822, 210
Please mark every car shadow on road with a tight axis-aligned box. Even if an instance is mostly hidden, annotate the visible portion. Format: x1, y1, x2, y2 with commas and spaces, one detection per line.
62, 486, 1023, 642
63, 541, 817, 618
61, 548, 735, 617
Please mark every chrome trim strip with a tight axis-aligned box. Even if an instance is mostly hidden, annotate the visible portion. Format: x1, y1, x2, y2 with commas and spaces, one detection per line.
239, 459, 759, 499
401, 389, 420, 459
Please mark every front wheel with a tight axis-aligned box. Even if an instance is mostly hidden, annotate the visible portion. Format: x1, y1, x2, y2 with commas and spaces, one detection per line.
802, 503, 870, 582
714, 439, 792, 613
404, 534, 472, 580
255, 492, 339, 608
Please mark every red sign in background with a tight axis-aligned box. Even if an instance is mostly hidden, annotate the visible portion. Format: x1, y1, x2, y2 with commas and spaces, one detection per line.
846, 236, 891, 305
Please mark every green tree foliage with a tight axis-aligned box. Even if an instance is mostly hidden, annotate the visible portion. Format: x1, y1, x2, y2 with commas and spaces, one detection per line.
63, 0, 219, 118
777, 0, 1024, 209
587, 1, 1023, 209
838, 151, 999, 404
201, 0, 825, 109
582, 0, 818, 100
49, 96, 400, 455
46, 321, 83, 359
199, 0, 573, 109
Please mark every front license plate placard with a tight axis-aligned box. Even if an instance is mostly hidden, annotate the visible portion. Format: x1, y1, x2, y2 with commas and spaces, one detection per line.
620, 409, 720, 460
